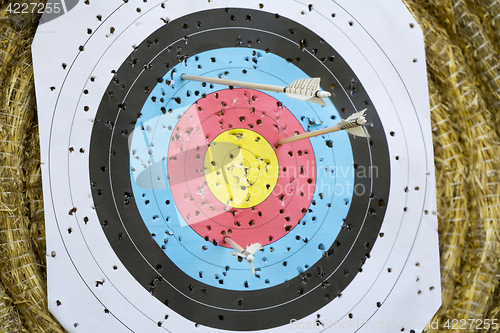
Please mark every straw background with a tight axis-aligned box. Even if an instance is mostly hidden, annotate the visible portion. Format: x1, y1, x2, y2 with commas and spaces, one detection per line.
0, 0, 499, 332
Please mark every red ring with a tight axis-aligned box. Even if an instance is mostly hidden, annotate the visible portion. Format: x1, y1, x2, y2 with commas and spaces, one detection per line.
167, 89, 316, 247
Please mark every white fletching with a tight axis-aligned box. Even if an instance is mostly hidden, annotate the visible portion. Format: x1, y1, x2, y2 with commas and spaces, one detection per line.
246, 243, 263, 256
345, 125, 369, 138
336, 109, 370, 138
285, 78, 330, 106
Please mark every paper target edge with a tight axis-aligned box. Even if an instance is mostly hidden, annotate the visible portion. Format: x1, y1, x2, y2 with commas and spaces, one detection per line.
34, 3, 439, 330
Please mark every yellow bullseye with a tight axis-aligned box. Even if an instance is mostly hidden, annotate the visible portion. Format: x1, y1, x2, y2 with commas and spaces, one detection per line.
204, 129, 279, 208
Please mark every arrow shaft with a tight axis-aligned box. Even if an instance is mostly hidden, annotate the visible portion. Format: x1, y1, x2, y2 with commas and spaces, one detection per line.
224, 236, 244, 253
181, 74, 285, 93
278, 125, 343, 145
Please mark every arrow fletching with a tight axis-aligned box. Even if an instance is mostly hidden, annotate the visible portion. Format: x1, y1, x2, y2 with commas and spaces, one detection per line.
285, 78, 331, 106
336, 109, 370, 138
246, 243, 263, 255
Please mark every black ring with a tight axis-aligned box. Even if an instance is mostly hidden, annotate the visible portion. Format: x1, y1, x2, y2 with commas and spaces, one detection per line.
89, 8, 389, 330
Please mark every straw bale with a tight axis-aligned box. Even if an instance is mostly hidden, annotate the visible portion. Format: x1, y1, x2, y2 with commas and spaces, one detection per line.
0, 25, 19, 77
468, 0, 500, 46
404, 1, 500, 331
427, 77, 469, 312
0, 280, 28, 332
0, 4, 65, 332
23, 124, 45, 267
411, 0, 500, 141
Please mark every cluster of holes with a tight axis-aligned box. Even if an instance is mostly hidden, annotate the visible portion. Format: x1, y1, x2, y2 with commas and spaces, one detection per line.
107, 20, 396, 301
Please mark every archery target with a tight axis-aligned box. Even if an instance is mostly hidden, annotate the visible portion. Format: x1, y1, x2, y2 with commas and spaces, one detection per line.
32, 0, 441, 332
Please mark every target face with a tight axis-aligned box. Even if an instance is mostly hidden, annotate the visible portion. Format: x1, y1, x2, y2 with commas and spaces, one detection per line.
33, 1, 441, 332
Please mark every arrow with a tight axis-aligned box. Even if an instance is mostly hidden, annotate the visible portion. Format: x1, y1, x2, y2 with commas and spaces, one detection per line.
224, 236, 262, 276
181, 74, 331, 106
278, 109, 370, 145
